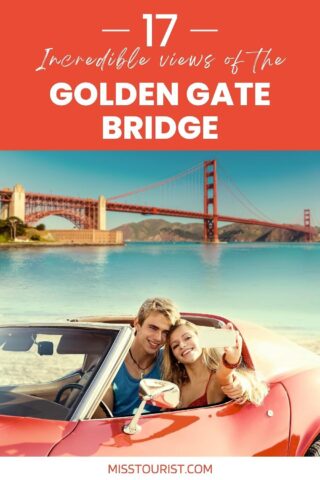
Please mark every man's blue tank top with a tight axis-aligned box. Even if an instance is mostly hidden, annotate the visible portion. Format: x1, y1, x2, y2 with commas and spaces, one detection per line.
113, 350, 163, 417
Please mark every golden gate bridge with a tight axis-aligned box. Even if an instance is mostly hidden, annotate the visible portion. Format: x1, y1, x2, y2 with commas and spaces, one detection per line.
0, 160, 316, 242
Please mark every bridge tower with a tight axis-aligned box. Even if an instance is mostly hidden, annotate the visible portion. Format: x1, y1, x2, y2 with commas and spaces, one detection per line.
98, 195, 106, 230
9, 184, 25, 222
204, 160, 218, 243
304, 208, 311, 242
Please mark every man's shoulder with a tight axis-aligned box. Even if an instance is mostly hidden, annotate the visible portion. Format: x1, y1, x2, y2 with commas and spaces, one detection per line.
114, 360, 140, 386
114, 361, 129, 383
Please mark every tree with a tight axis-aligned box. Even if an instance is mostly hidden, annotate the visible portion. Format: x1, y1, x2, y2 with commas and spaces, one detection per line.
36, 223, 46, 231
0, 217, 26, 240
0, 220, 7, 233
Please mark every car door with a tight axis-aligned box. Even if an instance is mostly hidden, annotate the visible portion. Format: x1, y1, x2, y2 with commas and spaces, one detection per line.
50, 382, 290, 456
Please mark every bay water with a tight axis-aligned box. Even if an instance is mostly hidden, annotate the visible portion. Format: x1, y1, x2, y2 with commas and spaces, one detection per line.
0, 242, 319, 336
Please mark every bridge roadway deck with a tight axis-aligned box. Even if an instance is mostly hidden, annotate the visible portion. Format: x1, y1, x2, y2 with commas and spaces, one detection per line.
0, 191, 315, 235
107, 202, 315, 235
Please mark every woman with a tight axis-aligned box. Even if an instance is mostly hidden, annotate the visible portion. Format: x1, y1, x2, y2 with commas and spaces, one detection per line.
163, 319, 268, 408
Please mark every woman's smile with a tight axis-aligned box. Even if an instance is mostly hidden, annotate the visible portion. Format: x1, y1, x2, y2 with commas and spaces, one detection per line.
170, 325, 202, 364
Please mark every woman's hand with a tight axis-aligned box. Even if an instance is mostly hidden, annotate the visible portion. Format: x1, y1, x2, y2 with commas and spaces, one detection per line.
216, 323, 244, 389
223, 323, 242, 366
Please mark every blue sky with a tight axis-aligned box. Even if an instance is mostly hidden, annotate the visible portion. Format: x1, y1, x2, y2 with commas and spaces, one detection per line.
0, 151, 319, 228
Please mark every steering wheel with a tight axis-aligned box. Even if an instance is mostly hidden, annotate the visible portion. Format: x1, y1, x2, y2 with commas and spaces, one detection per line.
97, 400, 113, 418
55, 383, 84, 404
55, 383, 113, 417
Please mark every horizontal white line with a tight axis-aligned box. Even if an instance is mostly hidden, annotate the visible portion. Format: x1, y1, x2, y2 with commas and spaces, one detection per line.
190, 29, 219, 32
101, 29, 130, 32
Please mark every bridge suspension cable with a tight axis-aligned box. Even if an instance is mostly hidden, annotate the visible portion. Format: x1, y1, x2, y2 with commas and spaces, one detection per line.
218, 163, 275, 223
106, 162, 203, 201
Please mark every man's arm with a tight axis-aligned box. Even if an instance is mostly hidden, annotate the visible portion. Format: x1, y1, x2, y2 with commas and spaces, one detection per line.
103, 385, 114, 412
221, 372, 250, 404
221, 369, 268, 406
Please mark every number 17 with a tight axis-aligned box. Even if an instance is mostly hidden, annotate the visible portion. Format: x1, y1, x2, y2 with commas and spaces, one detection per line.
143, 14, 177, 47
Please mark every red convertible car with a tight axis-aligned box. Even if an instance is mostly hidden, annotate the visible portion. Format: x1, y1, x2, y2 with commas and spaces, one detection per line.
0, 313, 319, 456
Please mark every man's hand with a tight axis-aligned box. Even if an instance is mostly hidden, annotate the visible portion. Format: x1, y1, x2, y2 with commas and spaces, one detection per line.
221, 375, 249, 404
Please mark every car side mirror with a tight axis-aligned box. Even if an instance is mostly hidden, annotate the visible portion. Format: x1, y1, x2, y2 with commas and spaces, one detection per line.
123, 379, 180, 435
139, 379, 180, 409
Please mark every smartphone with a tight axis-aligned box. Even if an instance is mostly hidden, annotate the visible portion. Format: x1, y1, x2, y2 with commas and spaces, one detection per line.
197, 326, 237, 348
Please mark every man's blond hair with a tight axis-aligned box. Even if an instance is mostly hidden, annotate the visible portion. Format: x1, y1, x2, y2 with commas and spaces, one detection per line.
137, 297, 180, 326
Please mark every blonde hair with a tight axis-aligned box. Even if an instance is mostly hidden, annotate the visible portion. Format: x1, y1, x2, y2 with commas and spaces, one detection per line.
137, 297, 180, 327
162, 319, 268, 406
162, 320, 219, 386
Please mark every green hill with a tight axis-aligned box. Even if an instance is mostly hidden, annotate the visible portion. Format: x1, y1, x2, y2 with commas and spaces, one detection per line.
111, 219, 317, 242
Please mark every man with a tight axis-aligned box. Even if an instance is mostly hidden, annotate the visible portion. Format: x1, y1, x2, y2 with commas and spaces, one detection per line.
104, 297, 248, 417
104, 297, 180, 417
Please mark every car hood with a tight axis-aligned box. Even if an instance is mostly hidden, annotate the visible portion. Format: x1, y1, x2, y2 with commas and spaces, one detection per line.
235, 320, 320, 382
0, 415, 77, 456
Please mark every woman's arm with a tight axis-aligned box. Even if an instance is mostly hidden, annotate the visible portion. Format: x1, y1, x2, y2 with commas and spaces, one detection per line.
215, 323, 242, 386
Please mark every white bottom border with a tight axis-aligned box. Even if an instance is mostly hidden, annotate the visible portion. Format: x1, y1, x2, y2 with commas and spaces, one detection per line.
1, 457, 319, 480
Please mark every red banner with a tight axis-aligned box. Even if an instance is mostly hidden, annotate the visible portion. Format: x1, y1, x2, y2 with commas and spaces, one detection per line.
1, 0, 318, 149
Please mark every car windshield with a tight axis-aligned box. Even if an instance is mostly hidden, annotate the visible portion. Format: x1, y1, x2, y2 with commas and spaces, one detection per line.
0, 325, 118, 420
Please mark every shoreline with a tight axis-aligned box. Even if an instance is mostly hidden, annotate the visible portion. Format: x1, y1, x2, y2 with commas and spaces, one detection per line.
1, 240, 319, 248
0, 242, 124, 248
0, 316, 318, 355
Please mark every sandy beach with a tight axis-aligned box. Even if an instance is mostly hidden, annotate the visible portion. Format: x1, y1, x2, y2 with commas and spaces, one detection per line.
289, 335, 320, 355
